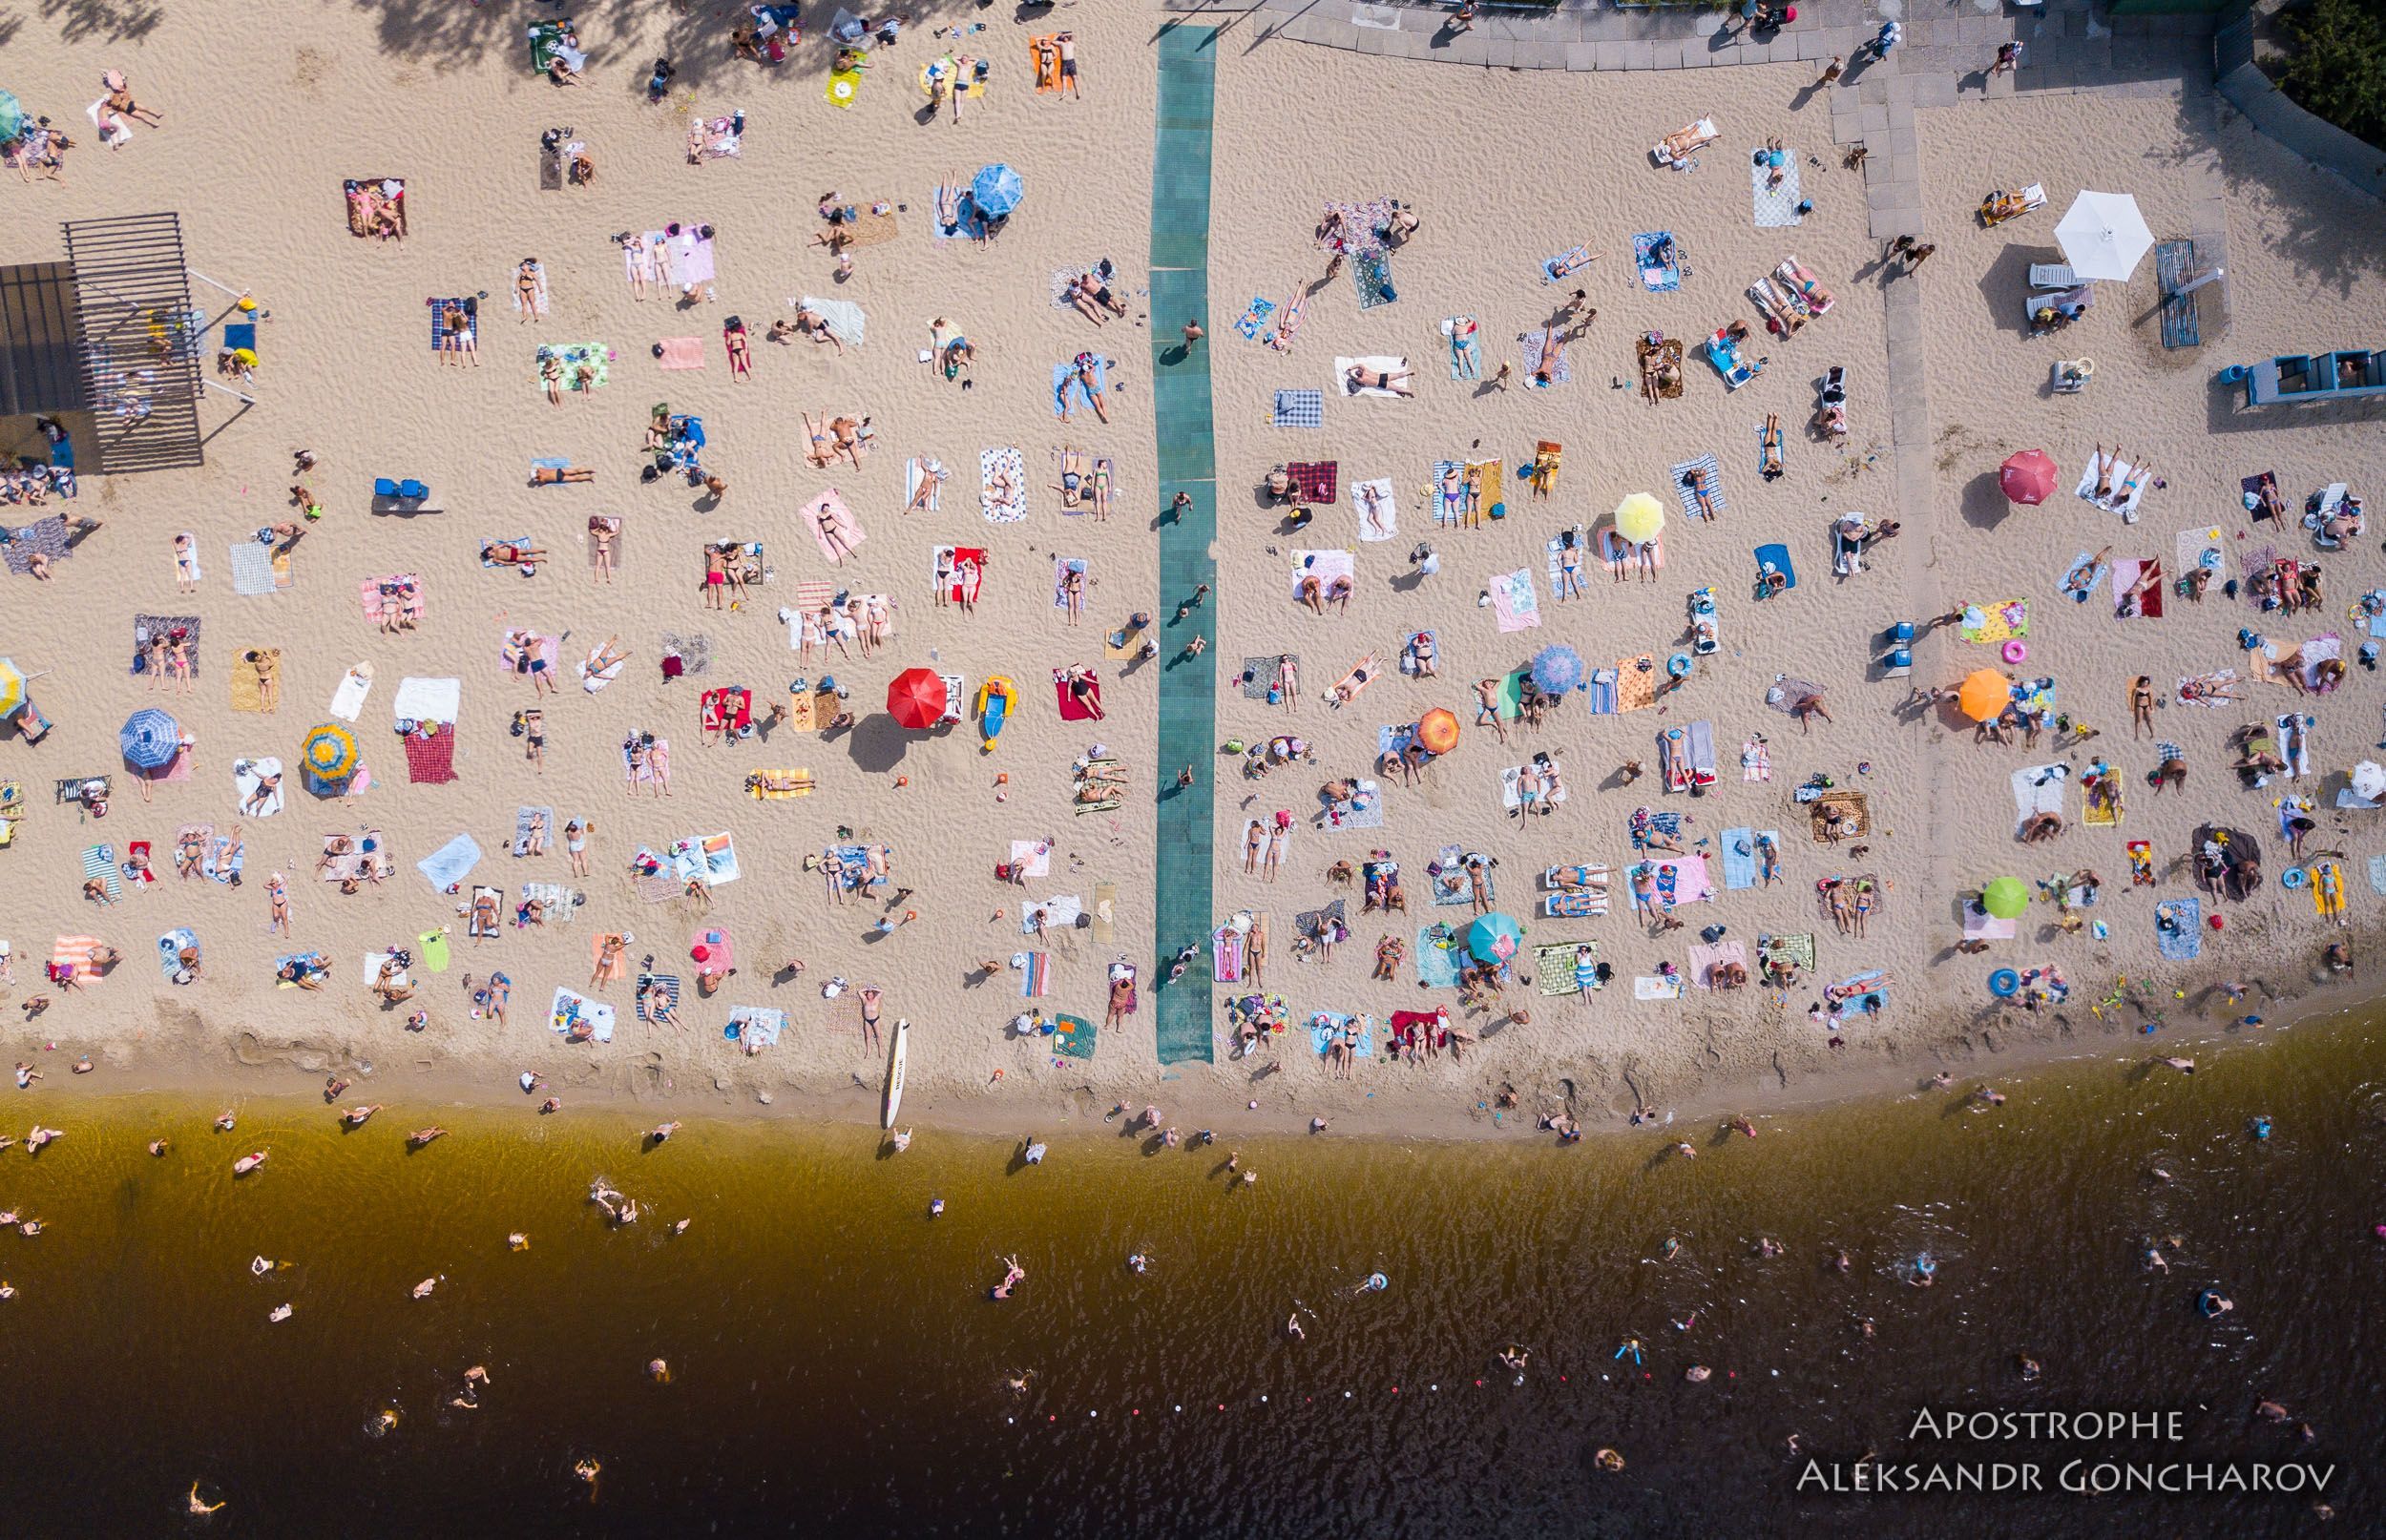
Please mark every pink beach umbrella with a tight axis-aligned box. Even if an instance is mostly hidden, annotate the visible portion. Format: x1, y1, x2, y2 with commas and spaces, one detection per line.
1999, 449, 2058, 506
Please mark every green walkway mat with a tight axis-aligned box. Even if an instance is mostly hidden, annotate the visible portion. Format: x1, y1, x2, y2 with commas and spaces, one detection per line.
1151, 24, 1219, 1067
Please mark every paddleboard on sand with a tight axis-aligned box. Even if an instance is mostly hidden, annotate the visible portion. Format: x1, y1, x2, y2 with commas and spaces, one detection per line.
882, 1017, 910, 1129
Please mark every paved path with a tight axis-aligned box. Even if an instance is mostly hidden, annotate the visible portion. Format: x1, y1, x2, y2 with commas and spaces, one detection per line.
1150, 22, 1224, 1065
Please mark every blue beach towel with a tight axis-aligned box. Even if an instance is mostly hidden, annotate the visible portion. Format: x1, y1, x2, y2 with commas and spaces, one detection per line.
1540, 245, 1589, 283
1518, 330, 1571, 389
2369, 856, 2386, 897
1720, 829, 1757, 890
157, 926, 199, 978
1414, 927, 1462, 987
1272, 389, 1323, 429
429, 297, 476, 351
1753, 542, 1796, 592
2062, 550, 2110, 603
1051, 357, 1108, 418
1750, 151, 1803, 227
1233, 296, 1276, 342
417, 832, 483, 892
1832, 970, 1888, 1015
1308, 1010, 1371, 1058
82, 843, 119, 901
1443, 317, 1481, 380
1633, 232, 1683, 292
2155, 898, 2203, 960
1583, 669, 1618, 714
1376, 722, 1416, 758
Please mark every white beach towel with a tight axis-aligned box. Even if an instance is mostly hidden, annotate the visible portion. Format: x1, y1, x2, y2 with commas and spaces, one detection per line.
1020, 895, 1082, 934
1333, 356, 1411, 399
327, 665, 373, 722
1288, 549, 1354, 601
1350, 478, 1399, 542
798, 296, 866, 347
1499, 764, 1569, 811
906, 456, 945, 513
2010, 762, 2068, 833
2075, 449, 2149, 522
1009, 840, 1053, 879
174, 532, 201, 585
980, 447, 1027, 524
2300, 635, 2341, 690
1634, 975, 1685, 1001
233, 756, 285, 819
393, 676, 461, 725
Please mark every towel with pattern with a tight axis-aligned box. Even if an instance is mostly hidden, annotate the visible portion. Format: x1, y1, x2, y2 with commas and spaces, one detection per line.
2, 515, 69, 576
1488, 569, 1542, 633
1750, 151, 1803, 226
1517, 331, 1570, 389
1272, 389, 1324, 428
1669, 456, 1728, 521
980, 447, 1027, 523
227, 539, 289, 596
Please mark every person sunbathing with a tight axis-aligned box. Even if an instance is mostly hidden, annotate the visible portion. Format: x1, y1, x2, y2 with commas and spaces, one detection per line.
829, 415, 867, 468
794, 306, 843, 355
1683, 465, 1720, 520
548, 52, 586, 87
530, 464, 594, 486
277, 958, 324, 990
1404, 631, 1437, 676
1812, 400, 1848, 440
1266, 467, 1293, 502
724, 319, 753, 380
1530, 329, 1565, 387
2090, 445, 2122, 501
1069, 270, 1126, 324
2020, 811, 2064, 843
482, 541, 547, 570
1344, 363, 1414, 397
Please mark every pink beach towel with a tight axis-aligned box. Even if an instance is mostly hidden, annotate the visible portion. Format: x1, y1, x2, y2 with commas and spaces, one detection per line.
656, 337, 705, 370
806, 489, 864, 564
1688, 938, 1746, 989
359, 574, 426, 627
1488, 569, 1542, 633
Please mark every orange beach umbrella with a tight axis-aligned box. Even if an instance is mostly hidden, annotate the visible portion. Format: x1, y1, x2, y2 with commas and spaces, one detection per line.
1957, 669, 2010, 722
1416, 708, 1461, 755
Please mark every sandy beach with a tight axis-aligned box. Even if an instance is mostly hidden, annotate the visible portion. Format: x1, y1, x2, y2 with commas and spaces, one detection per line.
3, 0, 2384, 1144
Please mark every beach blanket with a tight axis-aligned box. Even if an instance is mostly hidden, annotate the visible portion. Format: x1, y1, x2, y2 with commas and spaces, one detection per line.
1830, 971, 1888, 1016
1517, 331, 1571, 389
1287, 462, 1339, 504
1442, 316, 1481, 380
2112, 559, 2165, 619
1288, 549, 1353, 604
226, 539, 289, 597
1751, 153, 1803, 226
1021, 895, 1081, 934
2301, 635, 2342, 691
227, 648, 279, 713
1499, 763, 1568, 813
1961, 600, 2030, 643
1488, 569, 1541, 633
2175, 669, 2235, 707
655, 336, 705, 371
2238, 544, 2277, 608
1323, 779, 1383, 830
80, 843, 119, 901
1350, 478, 1399, 542
1741, 739, 1772, 781
2011, 763, 2069, 833
1610, 656, 1658, 713
325, 664, 373, 722
1810, 790, 1868, 841
1759, 931, 1816, 978
1534, 942, 1596, 996
904, 456, 946, 514
1633, 232, 1683, 292
1051, 357, 1110, 418
549, 987, 616, 1044
1668, 456, 1728, 522
2155, 898, 2202, 961
2076, 449, 2148, 521
392, 676, 459, 726
537, 343, 611, 393
799, 296, 866, 349
665, 225, 717, 287
1333, 357, 1409, 399
665, 831, 740, 888
359, 574, 426, 631
429, 298, 478, 354
1962, 902, 2019, 942
635, 972, 681, 1025
980, 447, 1027, 523
725, 1007, 785, 1049
1243, 655, 1299, 701
1352, 249, 1394, 309
1272, 389, 1324, 429
804, 489, 864, 563
1308, 1011, 1372, 1059
2176, 527, 2227, 590
1637, 855, 1715, 908
1599, 528, 1664, 577
1414, 926, 1462, 988
1233, 295, 1276, 341
1428, 848, 1486, 907
131, 615, 200, 678
1719, 829, 1759, 890
1635, 975, 1685, 1001
1690, 939, 1748, 989
401, 725, 456, 784
2, 514, 69, 576
230, 758, 283, 819
1053, 1010, 1099, 1061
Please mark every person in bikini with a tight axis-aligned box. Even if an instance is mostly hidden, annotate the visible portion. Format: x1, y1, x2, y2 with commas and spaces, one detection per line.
1069, 268, 1124, 325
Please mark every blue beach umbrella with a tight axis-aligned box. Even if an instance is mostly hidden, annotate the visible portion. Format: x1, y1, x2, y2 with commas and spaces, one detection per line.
0, 92, 23, 144
1467, 912, 1525, 965
1531, 644, 1583, 696
120, 708, 181, 771
971, 163, 1022, 219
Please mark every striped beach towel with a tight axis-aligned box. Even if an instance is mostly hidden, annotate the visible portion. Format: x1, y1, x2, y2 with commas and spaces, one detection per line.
635, 971, 681, 1024
1669, 455, 1728, 521
1020, 950, 1051, 998
82, 843, 119, 900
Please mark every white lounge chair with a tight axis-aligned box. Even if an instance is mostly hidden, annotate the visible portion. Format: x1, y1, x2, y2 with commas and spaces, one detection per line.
1654, 116, 1718, 169
2027, 261, 2079, 290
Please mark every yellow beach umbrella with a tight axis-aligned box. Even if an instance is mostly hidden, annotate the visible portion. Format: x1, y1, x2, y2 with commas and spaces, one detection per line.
1957, 669, 2010, 723
0, 658, 23, 719
1615, 492, 1665, 546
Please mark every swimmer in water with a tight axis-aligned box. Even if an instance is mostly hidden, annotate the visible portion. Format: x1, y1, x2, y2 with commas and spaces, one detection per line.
188, 1483, 226, 1515
930, 1197, 945, 1217
2017, 1356, 2042, 1382
1127, 1253, 1148, 1274
1660, 1236, 1681, 1260
2200, 1290, 2234, 1317
1497, 1344, 1531, 1371
1286, 1314, 1306, 1341
2250, 1116, 2272, 1140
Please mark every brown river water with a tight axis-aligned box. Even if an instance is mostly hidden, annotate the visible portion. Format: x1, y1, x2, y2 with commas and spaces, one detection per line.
0, 1014, 2379, 1537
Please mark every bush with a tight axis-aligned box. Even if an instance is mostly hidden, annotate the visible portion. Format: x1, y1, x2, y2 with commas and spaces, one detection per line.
2274, 0, 2386, 150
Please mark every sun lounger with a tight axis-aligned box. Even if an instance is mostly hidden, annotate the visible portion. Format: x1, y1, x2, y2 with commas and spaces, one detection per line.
1979, 183, 2047, 227
2027, 262, 2079, 291
1653, 117, 1717, 169
1705, 327, 1763, 389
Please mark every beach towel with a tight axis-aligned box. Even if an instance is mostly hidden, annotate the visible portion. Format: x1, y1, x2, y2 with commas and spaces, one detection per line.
1639, 855, 1715, 908
2238, 544, 2278, 608
1233, 295, 1276, 341
1961, 902, 2019, 942
1517, 331, 1571, 389
655, 336, 705, 371
2111, 559, 2165, 619
510, 805, 555, 859
635, 972, 681, 1024
666, 831, 740, 887
1499, 763, 1568, 813
1350, 478, 1399, 542
1961, 600, 2030, 643
537, 343, 611, 394
1830, 971, 1888, 1016
804, 489, 864, 564
1308, 1011, 1372, 1059
1533, 942, 1596, 995
227, 648, 279, 713
1668, 456, 1728, 522
1272, 389, 1324, 429
1615, 656, 1659, 713
1633, 232, 1683, 292
1741, 739, 1772, 782
1352, 249, 1395, 309
1599, 528, 1664, 577
131, 615, 201, 680
81, 843, 119, 901
155, 926, 199, 980
232, 759, 285, 819
1750, 151, 1803, 226
1051, 554, 1088, 612
1539, 245, 1590, 283
1719, 829, 1759, 890
1241, 655, 1299, 702
1635, 975, 1685, 1001
1212, 926, 1244, 985
2312, 860, 2348, 918
800, 296, 866, 349
2278, 713, 2314, 780
2011, 763, 2069, 833
1810, 790, 1868, 841
1690, 939, 1748, 989
1414, 926, 1462, 988
906, 457, 946, 514
2176, 527, 2227, 589
1334, 357, 1410, 400
319, 664, 373, 723
1488, 569, 1542, 633
2369, 856, 2386, 898
980, 447, 1027, 523
226, 539, 286, 597
1288, 549, 1353, 603
666, 224, 717, 287
1427, 848, 1486, 907
203, 830, 244, 884
1442, 315, 1481, 380
1021, 895, 1082, 936
2155, 898, 2202, 961
721, 1007, 783, 1049
2301, 635, 2342, 691
1051, 357, 1110, 419
2175, 669, 2235, 707
391, 676, 459, 727
3, 514, 70, 576
2076, 449, 2149, 521
549, 987, 616, 1044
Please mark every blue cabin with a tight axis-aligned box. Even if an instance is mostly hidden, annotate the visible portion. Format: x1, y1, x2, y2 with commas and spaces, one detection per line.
2227, 350, 2386, 406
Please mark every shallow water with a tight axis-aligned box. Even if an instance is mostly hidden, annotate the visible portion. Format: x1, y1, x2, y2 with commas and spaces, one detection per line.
1, 1019, 2379, 1535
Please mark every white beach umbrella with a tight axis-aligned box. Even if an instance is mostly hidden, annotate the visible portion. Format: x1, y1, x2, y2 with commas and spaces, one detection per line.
2054, 191, 2154, 282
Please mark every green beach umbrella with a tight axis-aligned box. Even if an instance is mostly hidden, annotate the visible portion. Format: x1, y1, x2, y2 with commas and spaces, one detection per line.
1467, 912, 1525, 964
1980, 877, 2029, 920
0, 92, 23, 144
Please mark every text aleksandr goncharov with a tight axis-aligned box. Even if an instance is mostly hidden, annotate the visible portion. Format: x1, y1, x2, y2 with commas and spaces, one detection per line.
1796, 1410, 2337, 1495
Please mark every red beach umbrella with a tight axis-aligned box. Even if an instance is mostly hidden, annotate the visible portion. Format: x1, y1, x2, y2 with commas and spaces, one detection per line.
887, 668, 947, 730
1999, 448, 2058, 506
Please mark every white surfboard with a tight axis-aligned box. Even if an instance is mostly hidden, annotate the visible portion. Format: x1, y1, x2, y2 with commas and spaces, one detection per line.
882, 1017, 910, 1129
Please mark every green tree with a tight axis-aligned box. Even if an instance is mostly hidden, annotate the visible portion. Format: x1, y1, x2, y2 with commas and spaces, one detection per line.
2275, 0, 2386, 150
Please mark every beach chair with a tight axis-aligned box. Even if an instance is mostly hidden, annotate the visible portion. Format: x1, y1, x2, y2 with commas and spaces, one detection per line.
1978, 183, 2046, 227
2027, 262, 2078, 291
1654, 116, 1718, 169
1774, 259, 1834, 316
1705, 328, 1762, 390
